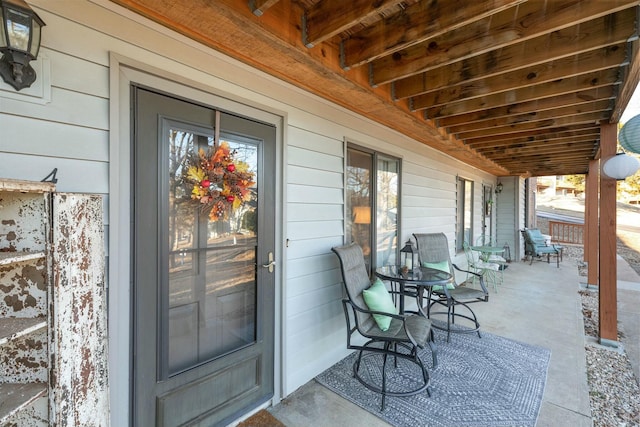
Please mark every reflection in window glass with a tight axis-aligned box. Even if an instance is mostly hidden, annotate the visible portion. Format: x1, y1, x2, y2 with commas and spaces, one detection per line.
376, 156, 399, 268
347, 146, 400, 273
456, 177, 474, 252
166, 126, 259, 376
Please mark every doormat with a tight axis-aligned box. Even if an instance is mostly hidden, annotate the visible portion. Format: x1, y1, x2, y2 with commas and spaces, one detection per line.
316, 326, 551, 427
236, 409, 286, 427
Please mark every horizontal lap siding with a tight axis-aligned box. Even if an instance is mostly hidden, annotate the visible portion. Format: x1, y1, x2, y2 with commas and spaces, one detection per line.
285, 126, 348, 391
0, 14, 110, 223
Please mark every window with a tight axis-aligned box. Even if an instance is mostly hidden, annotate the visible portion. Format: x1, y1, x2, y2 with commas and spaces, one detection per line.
456, 177, 473, 252
346, 145, 400, 273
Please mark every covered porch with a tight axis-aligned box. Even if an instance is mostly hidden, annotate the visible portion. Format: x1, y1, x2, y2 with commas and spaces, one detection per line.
266, 252, 640, 427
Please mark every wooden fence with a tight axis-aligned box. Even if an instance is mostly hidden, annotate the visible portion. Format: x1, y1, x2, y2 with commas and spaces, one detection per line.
549, 220, 584, 244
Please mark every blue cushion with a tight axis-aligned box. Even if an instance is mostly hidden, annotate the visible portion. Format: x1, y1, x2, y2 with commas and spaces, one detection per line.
362, 278, 398, 331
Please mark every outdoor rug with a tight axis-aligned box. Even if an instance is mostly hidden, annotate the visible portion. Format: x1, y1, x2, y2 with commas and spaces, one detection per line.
315, 325, 551, 427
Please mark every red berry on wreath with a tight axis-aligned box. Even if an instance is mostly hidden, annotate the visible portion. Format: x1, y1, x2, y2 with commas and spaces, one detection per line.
226, 195, 235, 202
201, 179, 211, 188
227, 164, 236, 172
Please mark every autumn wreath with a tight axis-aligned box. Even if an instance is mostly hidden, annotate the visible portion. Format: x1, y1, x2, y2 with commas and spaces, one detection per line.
184, 141, 255, 221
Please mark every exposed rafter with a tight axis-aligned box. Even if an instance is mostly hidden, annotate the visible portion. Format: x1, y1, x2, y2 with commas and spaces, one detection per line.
110, 0, 640, 177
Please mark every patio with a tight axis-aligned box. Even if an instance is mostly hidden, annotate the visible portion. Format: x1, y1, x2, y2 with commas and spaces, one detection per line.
260, 253, 640, 427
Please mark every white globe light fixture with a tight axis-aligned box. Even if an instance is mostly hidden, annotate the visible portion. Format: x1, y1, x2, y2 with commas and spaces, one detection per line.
602, 153, 640, 180
619, 115, 640, 154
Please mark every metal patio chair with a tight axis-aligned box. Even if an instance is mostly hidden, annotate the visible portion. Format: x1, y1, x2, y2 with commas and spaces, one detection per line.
413, 233, 489, 342
332, 242, 432, 410
522, 228, 561, 267
463, 241, 501, 292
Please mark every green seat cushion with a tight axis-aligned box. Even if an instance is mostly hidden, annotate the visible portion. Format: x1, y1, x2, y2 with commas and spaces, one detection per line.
422, 261, 455, 291
362, 278, 398, 331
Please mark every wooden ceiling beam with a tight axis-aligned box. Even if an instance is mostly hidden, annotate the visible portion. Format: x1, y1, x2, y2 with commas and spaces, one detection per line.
411, 55, 625, 107
249, 0, 281, 16
370, 1, 638, 86
477, 136, 600, 154
447, 100, 611, 134
340, 0, 524, 69
402, 45, 626, 108
611, 40, 640, 122
456, 111, 610, 140
392, 17, 632, 100
485, 143, 598, 160
465, 125, 601, 147
437, 86, 616, 127
302, 0, 404, 47
422, 68, 620, 118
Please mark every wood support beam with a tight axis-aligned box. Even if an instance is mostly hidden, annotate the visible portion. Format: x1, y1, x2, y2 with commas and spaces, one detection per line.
598, 123, 618, 345
340, 0, 524, 69
303, 0, 404, 48
249, 0, 280, 16
371, 2, 638, 86
585, 159, 599, 286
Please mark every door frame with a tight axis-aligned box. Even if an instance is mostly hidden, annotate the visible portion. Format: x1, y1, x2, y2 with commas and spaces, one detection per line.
109, 55, 285, 426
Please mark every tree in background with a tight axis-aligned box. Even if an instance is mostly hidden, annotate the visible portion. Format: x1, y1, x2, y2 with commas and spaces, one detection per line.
564, 175, 585, 193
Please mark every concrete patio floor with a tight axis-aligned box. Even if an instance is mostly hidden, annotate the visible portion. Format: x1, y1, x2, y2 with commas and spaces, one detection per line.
260, 254, 640, 427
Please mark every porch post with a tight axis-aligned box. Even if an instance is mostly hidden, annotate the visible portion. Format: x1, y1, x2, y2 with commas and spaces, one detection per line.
584, 160, 599, 288
598, 123, 617, 345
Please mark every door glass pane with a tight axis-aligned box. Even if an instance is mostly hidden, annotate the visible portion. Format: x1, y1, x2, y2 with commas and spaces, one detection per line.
376, 156, 398, 268
167, 127, 258, 376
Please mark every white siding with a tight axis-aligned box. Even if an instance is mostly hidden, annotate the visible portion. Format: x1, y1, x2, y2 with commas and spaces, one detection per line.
496, 176, 525, 261
0, 1, 502, 424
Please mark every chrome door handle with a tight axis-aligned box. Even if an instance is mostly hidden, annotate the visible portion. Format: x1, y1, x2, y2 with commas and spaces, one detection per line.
261, 252, 275, 273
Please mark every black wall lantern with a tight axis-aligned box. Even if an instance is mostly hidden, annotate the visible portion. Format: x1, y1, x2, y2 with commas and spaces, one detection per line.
495, 182, 503, 194
0, 0, 45, 91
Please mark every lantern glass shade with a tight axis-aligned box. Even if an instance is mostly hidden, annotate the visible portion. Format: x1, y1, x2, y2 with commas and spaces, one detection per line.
619, 115, 640, 154
400, 240, 418, 270
602, 153, 640, 180
0, 0, 45, 91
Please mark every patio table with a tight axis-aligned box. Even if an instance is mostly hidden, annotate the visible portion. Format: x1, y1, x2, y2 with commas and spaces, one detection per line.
470, 245, 505, 262
375, 265, 452, 317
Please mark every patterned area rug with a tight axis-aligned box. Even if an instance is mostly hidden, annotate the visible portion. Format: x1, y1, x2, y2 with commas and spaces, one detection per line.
316, 326, 551, 427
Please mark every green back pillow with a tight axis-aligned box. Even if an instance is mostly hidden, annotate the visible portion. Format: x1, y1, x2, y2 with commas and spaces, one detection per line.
362, 278, 398, 331
422, 261, 455, 290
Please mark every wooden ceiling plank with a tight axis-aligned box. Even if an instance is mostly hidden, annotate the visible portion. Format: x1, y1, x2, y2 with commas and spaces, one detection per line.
477, 135, 601, 153
456, 111, 610, 140
393, 24, 631, 101
611, 40, 640, 122
404, 45, 626, 108
422, 69, 620, 118
372, 4, 637, 86
402, 45, 627, 106
437, 86, 616, 127
465, 125, 601, 147
503, 152, 592, 166
341, 0, 525, 69
303, 0, 404, 47
250, 0, 281, 16
447, 100, 611, 134
486, 144, 598, 160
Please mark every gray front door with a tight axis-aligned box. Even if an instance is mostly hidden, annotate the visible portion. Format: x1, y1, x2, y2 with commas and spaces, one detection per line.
132, 87, 276, 427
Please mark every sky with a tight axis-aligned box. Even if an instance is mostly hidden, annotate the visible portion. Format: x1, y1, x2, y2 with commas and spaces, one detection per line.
621, 84, 640, 124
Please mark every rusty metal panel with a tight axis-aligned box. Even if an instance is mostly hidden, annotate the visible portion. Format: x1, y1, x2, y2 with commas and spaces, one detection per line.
0, 326, 48, 382
0, 258, 48, 318
4, 394, 48, 427
50, 193, 109, 427
0, 191, 49, 253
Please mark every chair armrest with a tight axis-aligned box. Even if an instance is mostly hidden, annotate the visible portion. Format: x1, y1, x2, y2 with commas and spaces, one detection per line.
452, 263, 489, 294
452, 263, 480, 277
345, 298, 405, 321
